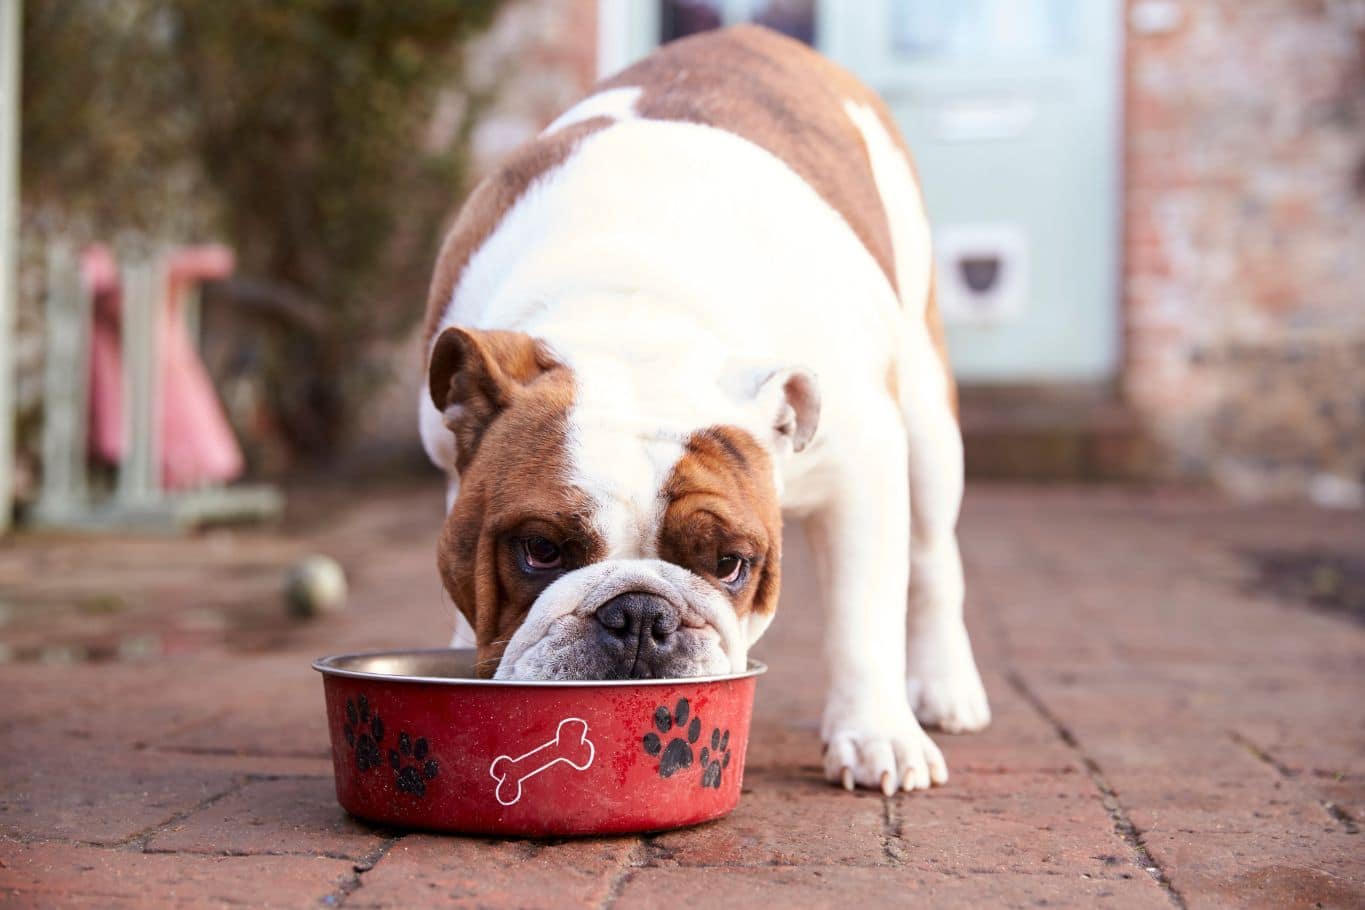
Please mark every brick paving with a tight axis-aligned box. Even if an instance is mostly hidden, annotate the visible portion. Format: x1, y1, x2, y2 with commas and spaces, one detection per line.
1, 482, 1361, 908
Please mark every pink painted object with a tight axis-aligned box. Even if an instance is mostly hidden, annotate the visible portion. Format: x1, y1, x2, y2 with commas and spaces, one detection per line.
84, 245, 124, 466
83, 244, 244, 489
314, 649, 764, 836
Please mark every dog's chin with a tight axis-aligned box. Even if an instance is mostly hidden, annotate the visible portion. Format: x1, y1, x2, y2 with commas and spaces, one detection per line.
492, 618, 736, 681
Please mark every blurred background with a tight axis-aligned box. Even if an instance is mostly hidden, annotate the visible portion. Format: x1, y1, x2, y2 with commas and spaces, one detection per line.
3, 0, 1364, 524
0, 1, 1361, 659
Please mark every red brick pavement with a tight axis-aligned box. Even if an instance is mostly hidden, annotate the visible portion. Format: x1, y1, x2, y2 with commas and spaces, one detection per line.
1, 483, 1361, 908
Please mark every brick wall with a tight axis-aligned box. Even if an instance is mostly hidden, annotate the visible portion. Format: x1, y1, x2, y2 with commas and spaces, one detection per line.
1124, 0, 1365, 503
462, 0, 599, 174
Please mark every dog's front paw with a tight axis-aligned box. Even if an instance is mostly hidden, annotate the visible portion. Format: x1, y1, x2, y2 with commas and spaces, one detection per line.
907, 664, 991, 734
908, 622, 991, 733
822, 705, 948, 795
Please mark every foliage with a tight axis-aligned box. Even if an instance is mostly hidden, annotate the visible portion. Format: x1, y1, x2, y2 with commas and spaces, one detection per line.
22, 0, 200, 235
22, 0, 505, 457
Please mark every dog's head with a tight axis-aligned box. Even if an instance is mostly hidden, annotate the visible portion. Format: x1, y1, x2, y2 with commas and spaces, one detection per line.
427, 326, 819, 680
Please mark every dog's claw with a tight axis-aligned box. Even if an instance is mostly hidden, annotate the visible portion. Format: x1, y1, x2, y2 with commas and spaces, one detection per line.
841, 767, 854, 791
879, 771, 895, 796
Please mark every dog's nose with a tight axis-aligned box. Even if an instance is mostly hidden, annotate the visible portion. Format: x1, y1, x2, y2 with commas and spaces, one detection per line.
594, 592, 680, 678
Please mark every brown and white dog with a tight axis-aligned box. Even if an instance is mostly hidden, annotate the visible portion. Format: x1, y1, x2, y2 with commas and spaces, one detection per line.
419, 26, 990, 794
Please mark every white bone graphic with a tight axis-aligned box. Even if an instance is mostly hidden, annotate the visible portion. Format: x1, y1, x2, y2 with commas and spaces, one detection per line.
489, 717, 595, 806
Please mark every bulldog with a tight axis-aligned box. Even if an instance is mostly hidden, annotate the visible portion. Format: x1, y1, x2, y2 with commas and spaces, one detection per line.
419, 25, 990, 794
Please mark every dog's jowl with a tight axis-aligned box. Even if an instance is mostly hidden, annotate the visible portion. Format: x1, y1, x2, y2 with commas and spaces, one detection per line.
419, 25, 990, 794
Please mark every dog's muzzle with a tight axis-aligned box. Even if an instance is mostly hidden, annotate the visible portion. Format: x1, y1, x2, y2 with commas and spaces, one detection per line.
493, 558, 743, 680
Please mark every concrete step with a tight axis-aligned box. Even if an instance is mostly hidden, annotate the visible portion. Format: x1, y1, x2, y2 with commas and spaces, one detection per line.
959, 384, 1155, 481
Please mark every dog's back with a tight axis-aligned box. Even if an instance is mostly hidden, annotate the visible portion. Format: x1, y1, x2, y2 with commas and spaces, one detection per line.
421, 25, 950, 480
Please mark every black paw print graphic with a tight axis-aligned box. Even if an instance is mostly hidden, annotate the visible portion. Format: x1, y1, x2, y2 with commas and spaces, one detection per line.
699, 727, 731, 789
389, 731, 440, 797
642, 698, 702, 778
344, 695, 384, 772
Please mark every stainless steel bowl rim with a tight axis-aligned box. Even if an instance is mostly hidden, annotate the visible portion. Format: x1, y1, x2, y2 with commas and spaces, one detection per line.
313, 647, 767, 687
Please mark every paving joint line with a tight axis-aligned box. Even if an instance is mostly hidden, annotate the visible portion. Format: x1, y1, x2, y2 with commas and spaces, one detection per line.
1228, 730, 1360, 834
1006, 669, 1188, 910
238, 772, 331, 782
1226, 729, 1296, 777
1322, 801, 1361, 835
139, 846, 381, 861
589, 858, 1134, 875
145, 745, 328, 760
325, 833, 405, 908
597, 837, 651, 910
881, 794, 907, 864
97, 776, 251, 852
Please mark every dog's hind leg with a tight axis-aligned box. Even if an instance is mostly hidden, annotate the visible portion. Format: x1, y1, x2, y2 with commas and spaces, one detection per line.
807, 393, 948, 792
844, 99, 989, 733
897, 294, 990, 733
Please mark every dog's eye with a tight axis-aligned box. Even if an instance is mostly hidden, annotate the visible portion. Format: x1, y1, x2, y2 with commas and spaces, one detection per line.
522, 536, 563, 570
717, 554, 745, 585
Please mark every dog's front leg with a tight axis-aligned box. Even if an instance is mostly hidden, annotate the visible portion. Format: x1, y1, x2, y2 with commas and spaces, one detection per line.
807, 407, 947, 794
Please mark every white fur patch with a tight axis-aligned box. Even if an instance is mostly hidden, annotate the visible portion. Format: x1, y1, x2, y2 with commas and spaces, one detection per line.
419, 390, 456, 476
843, 101, 933, 317
543, 86, 642, 135
448, 601, 477, 648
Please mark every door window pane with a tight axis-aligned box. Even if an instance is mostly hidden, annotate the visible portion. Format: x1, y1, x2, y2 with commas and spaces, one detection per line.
892, 0, 1078, 61
751, 0, 817, 45
660, 0, 816, 46
660, 0, 723, 43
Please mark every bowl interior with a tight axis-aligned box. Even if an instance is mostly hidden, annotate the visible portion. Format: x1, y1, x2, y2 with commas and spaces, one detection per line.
313, 648, 766, 686
323, 648, 478, 679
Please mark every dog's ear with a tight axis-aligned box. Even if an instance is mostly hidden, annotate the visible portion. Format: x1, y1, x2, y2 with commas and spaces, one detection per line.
428, 327, 556, 471
749, 366, 821, 455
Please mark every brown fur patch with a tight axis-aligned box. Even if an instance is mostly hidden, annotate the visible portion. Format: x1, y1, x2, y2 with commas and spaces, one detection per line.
429, 327, 562, 472
421, 116, 612, 348
435, 355, 604, 677
657, 426, 783, 621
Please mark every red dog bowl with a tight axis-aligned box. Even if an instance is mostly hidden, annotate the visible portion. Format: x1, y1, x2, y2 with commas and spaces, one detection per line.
313, 649, 765, 836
